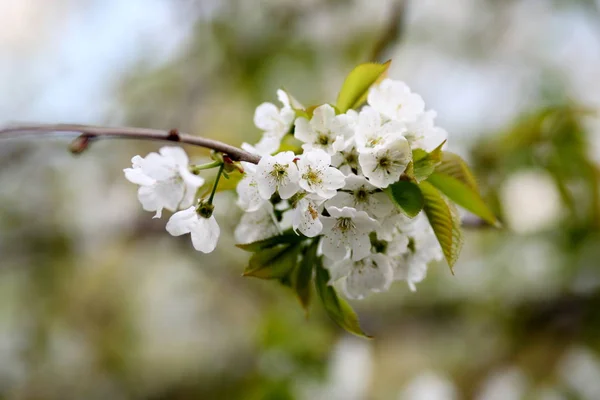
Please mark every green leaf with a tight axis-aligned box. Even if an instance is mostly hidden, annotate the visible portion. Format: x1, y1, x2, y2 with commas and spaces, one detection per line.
420, 181, 463, 272
428, 152, 498, 225
236, 230, 304, 252
292, 240, 318, 313
243, 244, 301, 279
336, 61, 391, 113
386, 180, 425, 218
427, 173, 498, 226
315, 262, 371, 338
435, 152, 479, 192
412, 141, 445, 182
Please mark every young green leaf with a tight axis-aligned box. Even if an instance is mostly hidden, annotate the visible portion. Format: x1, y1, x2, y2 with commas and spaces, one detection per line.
315, 262, 371, 338
292, 240, 318, 313
412, 141, 445, 182
420, 181, 463, 272
428, 151, 498, 225
435, 152, 479, 192
386, 180, 425, 218
427, 173, 498, 226
243, 244, 301, 279
336, 61, 391, 113
236, 230, 304, 252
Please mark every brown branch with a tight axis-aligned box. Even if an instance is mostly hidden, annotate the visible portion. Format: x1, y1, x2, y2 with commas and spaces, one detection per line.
0, 124, 261, 164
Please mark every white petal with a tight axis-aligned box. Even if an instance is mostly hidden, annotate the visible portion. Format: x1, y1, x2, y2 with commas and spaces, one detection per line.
320, 232, 349, 261
139, 152, 176, 181
294, 117, 315, 144
254, 102, 281, 132
166, 206, 197, 236
278, 180, 300, 199
310, 104, 336, 132
159, 146, 189, 167
190, 216, 220, 253
137, 185, 162, 217
344, 254, 392, 299
124, 167, 155, 186
350, 234, 372, 261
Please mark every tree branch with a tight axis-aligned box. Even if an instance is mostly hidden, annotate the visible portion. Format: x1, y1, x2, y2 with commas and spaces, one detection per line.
0, 124, 261, 164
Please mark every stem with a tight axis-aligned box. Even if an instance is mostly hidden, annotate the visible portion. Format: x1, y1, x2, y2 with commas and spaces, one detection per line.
0, 124, 261, 164
190, 160, 222, 173
207, 163, 225, 205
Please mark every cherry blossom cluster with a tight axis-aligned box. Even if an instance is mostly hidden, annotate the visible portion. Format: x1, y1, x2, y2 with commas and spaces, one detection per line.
123, 78, 447, 299
235, 79, 446, 299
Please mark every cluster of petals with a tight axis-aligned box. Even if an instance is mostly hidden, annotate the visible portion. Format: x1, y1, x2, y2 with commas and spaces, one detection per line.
124, 146, 220, 253
235, 78, 449, 299
123, 78, 450, 300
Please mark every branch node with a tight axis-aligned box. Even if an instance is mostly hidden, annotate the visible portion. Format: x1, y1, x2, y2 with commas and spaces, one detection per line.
69, 134, 95, 155
167, 129, 180, 142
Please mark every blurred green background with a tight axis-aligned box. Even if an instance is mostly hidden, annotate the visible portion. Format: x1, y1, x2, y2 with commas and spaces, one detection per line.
1, 0, 600, 399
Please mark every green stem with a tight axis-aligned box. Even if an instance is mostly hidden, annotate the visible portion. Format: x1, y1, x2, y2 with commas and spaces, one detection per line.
207, 163, 225, 205
190, 160, 222, 174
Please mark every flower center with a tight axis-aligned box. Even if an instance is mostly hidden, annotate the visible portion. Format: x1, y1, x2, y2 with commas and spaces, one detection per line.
355, 188, 369, 203
335, 217, 355, 233
367, 136, 382, 147
317, 133, 330, 146
308, 204, 319, 220
302, 167, 322, 186
345, 151, 358, 166
270, 163, 288, 183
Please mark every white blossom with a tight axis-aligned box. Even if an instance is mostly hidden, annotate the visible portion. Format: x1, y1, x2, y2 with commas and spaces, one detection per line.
291, 193, 324, 237
367, 78, 425, 123
253, 98, 295, 139
294, 104, 353, 155
403, 110, 448, 152
327, 253, 393, 299
331, 137, 361, 176
359, 136, 411, 188
235, 202, 280, 244
354, 106, 405, 151
320, 206, 379, 261
124, 146, 205, 218
236, 162, 266, 212
390, 214, 443, 291
241, 136, 281, 157
242, 90, 296, 156
376, 209, 415, 241
166, 206, 220, 253
256, 151, 300, 200
297, 149, 346, 199
326, 174, 394, 219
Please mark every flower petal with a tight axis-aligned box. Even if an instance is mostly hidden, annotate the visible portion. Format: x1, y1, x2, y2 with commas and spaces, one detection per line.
166, 206, 197, 236
190, 216, 220, 253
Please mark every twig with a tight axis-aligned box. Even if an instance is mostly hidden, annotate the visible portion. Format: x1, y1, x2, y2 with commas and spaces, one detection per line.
0, 124, 261, 164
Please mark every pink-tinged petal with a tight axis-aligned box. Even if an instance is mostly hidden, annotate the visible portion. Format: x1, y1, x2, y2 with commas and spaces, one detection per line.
166, 206, 197, 236
190, 216, 220, 253
159, 146, 189, 167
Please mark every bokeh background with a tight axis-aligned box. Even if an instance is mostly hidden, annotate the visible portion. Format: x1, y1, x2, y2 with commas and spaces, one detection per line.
1, 0, 600, 399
